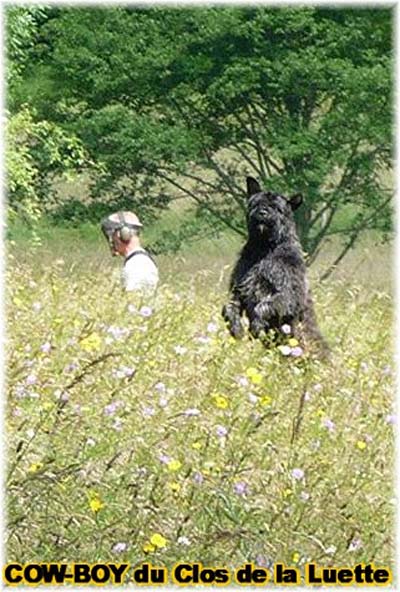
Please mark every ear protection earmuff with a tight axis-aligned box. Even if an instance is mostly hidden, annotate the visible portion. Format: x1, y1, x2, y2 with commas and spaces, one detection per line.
118, 212, 134, 243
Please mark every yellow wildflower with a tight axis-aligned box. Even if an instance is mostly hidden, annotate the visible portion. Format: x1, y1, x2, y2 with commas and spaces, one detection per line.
168, 481, 181, 493
89, 495, 104, 513
283, 488, 293, 498
150, 533, 167, 548
143, 542, 155, 553
249, 372, 263, 385
260, 395, 272, 406
292, 552, 300, 563
245, 367, 259, 379
288, 338, 299, 347
28, 462, 43, 473
80, 332, 102, 352
212, 394, 229, 409
167, 459, 182, 472
357, 440, 367, 450
192, 441, 202, 450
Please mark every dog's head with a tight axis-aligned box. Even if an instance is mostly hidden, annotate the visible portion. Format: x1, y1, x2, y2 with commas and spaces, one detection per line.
246, 176, 302, 242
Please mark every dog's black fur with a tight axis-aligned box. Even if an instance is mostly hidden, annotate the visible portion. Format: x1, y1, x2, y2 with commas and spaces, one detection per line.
222, 176, 328, 354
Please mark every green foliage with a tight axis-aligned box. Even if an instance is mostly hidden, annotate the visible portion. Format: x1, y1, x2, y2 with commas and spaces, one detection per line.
6, 106, 87, 226
6, 250, 394, 566
8, 7, 394, 271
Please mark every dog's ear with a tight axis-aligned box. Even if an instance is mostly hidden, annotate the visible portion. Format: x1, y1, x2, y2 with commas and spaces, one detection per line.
246, 176, 261, 198
289, 193, 303, 211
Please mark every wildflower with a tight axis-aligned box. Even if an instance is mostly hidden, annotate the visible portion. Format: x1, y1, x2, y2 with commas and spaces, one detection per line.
174, 345, 187, 355
288, 338, 299, 347
356, 440, 367, 450
237, 376, 249, 388
281, 324, 291, 334
193, 471, 204, 485
159, 454, 171, 465
28, 462, 43, 473
249, 372, 263, 385
168, 481, 181, 493
112, 366, 135, 379
248, 392, 258, 404
106, 325, 130, 340
54, 390, 69, 403
143, 542, 155, 553
104, 401, 121, 416
196, 335, 210, 345
112, 542, 127, 553
167, 459, 182, 472
142, 406, 155, 418
158, 397, 168, 408
216, 425, 228, 438
154, 382, 166, 393
277, 345, 291, 356
184, 408, 201, 417
192, 441, 202, 450
212, 394, 229, 409
292, 552, 300, 563
348, 537, 362, 552
89, 495, 105, 513
325, 545, 337, 555
207, 322, 218, 333
234, 481, 248, 496
112, 418, 124, 431
291, 468, 305, 480
80, 333, 102, 352
283, 488, 292, 498
322, 417, 335, 432
177, 536, 191, 546
290, 346, 303, 357
32, 302, 42, 312
300, 491, 310, 502
26, 374, 37, 386
64, 361, 79, 373
86, 438, 96, 447
245, 367, 259, 379
40, 341, 51, 354
139, 306, 153, 317
259, 395, 272, 406
150, 533, 167, 548
313, 383, 323, 392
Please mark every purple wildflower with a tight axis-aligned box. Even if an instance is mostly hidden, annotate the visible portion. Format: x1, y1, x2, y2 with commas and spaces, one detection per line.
322, 417, 335, 432
40, 342, 51, 354
154, 382, 166, 393
112, 542, 127, 553
216, 425, 228, 438
159, 454, 171, 465
26, 374, 37, 386
193, 471, 204, 485
291, 468, 305, 480
290, 346, 304, 357
234, 481, 248, 496
184, 408, 201, 417
139, 306, 153, 317
207, 322, 218, 333
348, 537, 362, 552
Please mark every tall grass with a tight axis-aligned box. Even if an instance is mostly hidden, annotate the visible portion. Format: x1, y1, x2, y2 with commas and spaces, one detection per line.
6, 237, 394, 574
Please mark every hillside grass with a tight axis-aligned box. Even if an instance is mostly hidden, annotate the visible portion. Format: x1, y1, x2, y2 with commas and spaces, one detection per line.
6, 232, 394, 577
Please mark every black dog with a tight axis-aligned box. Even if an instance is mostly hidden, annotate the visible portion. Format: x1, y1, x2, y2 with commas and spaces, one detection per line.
222, 177, 328, 354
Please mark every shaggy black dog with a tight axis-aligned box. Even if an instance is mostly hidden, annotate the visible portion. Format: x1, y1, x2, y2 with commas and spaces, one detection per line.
222, 176, 328, 354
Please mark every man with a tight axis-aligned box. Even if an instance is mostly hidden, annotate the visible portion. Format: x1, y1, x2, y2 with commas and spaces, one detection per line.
101, 211, 159, 292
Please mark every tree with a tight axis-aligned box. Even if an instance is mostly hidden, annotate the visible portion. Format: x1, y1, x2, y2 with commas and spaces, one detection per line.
11, 7, 393, 271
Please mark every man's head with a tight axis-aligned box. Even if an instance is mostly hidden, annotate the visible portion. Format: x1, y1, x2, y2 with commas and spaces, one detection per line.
101, 211, 143, 256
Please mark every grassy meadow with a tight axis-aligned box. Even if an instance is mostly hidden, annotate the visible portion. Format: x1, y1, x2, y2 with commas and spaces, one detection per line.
6, 225, 394, 578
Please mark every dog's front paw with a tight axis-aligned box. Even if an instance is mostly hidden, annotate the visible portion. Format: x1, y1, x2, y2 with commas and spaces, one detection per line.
222, 303, 244, 339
